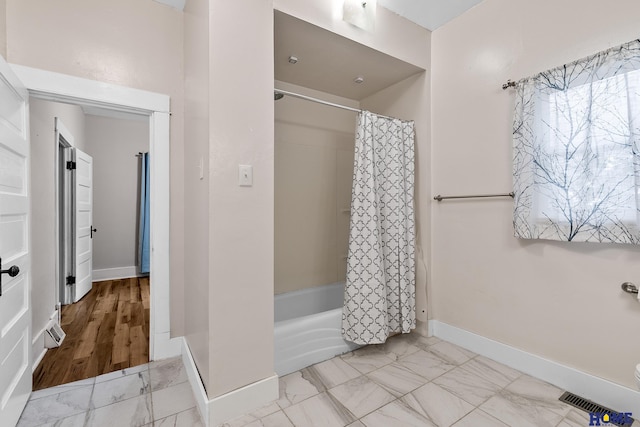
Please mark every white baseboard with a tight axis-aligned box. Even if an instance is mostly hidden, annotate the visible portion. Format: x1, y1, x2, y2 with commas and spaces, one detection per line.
31, 331, 47, 373
430, 320, 640, 416
92, 266, 141, 281
181, 338, 279, 426
208, 374, 279, 426
182, 338, 210, 426
152, 332, 182, 360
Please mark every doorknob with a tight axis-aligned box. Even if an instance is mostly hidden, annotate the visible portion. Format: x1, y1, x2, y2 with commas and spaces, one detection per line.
0, 257, 20, 297
1, 265, 19, 277
91, 226, 97, 239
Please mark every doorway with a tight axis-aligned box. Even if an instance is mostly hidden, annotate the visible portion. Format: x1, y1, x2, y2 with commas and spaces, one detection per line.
31, 101, 153, 389
55, 117, 94, 306
10, 63, 178, 390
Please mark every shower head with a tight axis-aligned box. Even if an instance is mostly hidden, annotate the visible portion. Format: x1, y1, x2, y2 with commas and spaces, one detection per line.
274, 91, 284, 101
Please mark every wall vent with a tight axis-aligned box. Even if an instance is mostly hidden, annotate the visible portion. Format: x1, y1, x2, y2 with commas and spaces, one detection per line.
44, 322, 66, 348
559, 392, 634, 426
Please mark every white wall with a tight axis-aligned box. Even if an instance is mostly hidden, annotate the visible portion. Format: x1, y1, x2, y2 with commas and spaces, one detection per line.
0, 0, 5, 58
207, 0, 275, 398
84, 114, 149, 276
184, 0, 276, 400
30, 98, 86, 367
275, 81, 356, 295
431, 0, 640, 389
183, 0, 210, 391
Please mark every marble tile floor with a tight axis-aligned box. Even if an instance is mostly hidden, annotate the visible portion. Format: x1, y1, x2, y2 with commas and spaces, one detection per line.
19, 333, 638, 427
17, 356, 202, 427
222, 334, 638, 427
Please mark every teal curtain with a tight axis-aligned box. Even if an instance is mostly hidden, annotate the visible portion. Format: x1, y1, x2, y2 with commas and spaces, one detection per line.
139, 152, 150, 274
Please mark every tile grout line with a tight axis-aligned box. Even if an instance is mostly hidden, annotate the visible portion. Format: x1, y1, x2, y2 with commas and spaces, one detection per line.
281, 407, 297, 427
83, 378, 97, 427
147, 361, 156, 426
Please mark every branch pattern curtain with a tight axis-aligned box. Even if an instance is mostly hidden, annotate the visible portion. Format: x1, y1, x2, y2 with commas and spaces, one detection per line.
342, 111, 416, 345
513, 39, 640, 244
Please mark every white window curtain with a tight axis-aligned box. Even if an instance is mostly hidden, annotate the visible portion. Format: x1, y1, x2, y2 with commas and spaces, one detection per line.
342, 111, 416, 345
513, 39, 640, 244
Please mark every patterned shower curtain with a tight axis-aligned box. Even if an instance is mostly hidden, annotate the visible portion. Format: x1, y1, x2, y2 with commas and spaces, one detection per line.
342, 111, 416, 345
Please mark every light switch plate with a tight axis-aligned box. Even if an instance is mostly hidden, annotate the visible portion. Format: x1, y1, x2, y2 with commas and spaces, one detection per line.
239, 164, 253, 186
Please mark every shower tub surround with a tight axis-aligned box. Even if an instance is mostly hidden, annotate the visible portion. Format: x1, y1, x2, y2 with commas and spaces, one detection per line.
274, 282, 360, 376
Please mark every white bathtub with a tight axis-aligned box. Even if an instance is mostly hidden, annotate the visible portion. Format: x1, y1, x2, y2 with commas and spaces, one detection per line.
274, 282, 361, 376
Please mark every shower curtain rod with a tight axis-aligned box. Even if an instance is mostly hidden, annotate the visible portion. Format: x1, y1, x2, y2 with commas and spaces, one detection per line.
274, 88, 397, 121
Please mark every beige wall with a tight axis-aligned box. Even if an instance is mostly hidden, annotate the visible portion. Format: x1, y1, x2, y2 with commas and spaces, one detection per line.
184, 0, 276, 398
431, 0, 640, 389
84, 114, 149, 272
275, 81, 356, 294
362, 70, 431, 334
183, 0, 210, 391
0, 0, 5, 58
30, 98, 86, 364
6, 0, 186, 336
207, 0, 275, 397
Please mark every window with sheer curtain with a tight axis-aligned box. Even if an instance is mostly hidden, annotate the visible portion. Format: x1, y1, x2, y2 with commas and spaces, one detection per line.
512, 39, 640, 244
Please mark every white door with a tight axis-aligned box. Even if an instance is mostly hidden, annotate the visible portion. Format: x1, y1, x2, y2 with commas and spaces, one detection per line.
0, 58, 31, 426
73, 148, 93, 302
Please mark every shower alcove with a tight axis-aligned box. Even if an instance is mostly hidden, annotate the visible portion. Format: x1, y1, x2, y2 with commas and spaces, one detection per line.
273, 9, 429, 376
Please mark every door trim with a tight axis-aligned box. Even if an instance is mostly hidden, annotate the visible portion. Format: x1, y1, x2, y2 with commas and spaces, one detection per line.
55, 118, 74, 307
12, 64, 180, 361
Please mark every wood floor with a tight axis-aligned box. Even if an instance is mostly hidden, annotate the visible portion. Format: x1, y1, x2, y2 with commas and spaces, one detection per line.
32, 277, 150, 391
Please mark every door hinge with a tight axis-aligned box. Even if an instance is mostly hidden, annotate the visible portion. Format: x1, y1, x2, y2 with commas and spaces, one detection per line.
66, 276, 76, 286
66, 161, 76, 170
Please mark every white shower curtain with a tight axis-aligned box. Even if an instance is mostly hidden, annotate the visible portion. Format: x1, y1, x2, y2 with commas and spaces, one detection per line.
342, 111, 416, 345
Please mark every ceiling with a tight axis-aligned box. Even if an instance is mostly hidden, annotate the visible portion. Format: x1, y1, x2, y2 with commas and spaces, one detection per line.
274, 2, 485, 101
378, 0, 484, 31
165, 1, 484, 32
162, 1, 483, 100
274, 11, 423, 101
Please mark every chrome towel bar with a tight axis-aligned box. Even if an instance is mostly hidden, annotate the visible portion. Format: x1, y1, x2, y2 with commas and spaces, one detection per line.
434, 192, 515, 202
